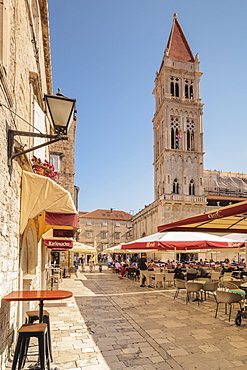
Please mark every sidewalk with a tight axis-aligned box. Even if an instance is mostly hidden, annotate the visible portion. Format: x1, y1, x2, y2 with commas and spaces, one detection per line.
9, 268, 247, 369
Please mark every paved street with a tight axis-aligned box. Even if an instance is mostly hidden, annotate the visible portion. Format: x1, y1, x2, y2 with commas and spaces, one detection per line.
9, 268, 247, 369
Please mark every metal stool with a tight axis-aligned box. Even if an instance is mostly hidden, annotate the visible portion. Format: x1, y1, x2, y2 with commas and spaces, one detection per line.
11, 323, 50, 370
26, 310, 53, 362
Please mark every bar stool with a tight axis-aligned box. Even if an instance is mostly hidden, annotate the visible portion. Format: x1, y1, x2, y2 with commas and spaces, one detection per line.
11, 323, 50, 370
26, 310, 53, 362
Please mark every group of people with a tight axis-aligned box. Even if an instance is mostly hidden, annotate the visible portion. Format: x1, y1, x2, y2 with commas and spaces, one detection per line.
116, 254, 211, 287
75, 254, 102, 273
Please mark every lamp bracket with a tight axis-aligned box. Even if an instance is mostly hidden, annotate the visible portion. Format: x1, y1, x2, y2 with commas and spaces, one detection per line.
8, 129, 68, 166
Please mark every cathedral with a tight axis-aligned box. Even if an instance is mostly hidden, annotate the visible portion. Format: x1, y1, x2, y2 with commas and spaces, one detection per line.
131, 14, 247, 240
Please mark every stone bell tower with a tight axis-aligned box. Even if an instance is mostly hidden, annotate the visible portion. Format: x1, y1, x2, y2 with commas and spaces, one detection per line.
153, 14, 205, 205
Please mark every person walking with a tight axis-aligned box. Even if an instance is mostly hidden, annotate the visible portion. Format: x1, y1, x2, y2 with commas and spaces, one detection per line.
138, 253, 152, 288
79, 254, 85, 272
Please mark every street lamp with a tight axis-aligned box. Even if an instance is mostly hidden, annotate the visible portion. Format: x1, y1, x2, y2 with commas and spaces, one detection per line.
7, 89, 76, 165
44, 89, 76, 136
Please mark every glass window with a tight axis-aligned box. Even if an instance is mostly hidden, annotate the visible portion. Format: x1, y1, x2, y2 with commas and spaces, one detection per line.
87, 232, 93, 238
50, 154, 61, 172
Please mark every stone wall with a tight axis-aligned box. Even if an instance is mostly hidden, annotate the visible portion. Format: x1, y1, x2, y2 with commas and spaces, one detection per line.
0, 1, 51, 367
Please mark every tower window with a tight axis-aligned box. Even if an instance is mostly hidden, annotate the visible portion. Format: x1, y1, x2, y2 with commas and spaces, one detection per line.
190, 85, 193, 99
173, 179, 179, 194
185, 80, 194, 99
175, 83, 179, 97
170, 81, 174, 96
170, 117, 180, 150
189, 180, 195, 195
185, 84, 189, 99
186, 119, 195, 151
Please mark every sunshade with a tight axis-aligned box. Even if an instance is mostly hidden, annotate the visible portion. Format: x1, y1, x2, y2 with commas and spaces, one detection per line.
69, 242, 96, 253
20, 171, 78, 236
102, 244, 130, 253
121, 231, 245, 251
157, 199, 247, 234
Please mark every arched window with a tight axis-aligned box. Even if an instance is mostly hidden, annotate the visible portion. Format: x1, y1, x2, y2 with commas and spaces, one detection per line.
173, 179, 179, 194
186, 119, 195, 151
170, 82, 174, 96
171, 127, 175, 149
171, 127, 179, 149
175, 83, 179, 97
187, 130, 191, 151
190, 85, 193, 99
185, 84, 188, 99
189, 180, 195, 195
191, 131, 194, 151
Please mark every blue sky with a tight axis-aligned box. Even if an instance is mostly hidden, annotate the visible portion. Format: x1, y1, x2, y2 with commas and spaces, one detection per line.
48, 0, 247, 215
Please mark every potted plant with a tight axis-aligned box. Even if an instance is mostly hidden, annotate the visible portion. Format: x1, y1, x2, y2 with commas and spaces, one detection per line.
31, 157, 58, 181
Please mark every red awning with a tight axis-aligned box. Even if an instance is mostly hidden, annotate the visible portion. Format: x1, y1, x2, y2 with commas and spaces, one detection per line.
158, 199, 247, 233
45, 212, 78, 228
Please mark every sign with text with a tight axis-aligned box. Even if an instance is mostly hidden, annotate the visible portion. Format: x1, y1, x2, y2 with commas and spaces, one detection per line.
44, 239, 73, 250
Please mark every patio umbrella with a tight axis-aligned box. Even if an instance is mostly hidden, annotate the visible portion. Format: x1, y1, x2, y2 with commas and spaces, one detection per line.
69, 242, 96, 253
102, 244, 132, 254
121, 231, 245, 251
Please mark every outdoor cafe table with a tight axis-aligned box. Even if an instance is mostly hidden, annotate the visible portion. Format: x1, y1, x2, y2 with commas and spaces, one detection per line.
2, 290, 73, 323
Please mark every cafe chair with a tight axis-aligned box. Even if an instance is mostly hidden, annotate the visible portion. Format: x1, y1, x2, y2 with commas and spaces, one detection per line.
164, 273, 174, 287
174, 279, 186, 299
11, 323, 50, 370
26, 310, 53, 362
210, 271, 221, 281
222, 281, 240, 290
185, 281, 203, 305
215, 290, 244, 322
202, 281, 218, 301
154, 273, 165, 289
68, 266, 78, 278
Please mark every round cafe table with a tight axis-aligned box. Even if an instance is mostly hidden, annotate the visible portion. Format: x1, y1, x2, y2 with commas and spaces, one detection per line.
2, 290, 73, 323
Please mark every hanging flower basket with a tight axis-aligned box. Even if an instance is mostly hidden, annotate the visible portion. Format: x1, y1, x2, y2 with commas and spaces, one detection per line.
31, 157, 58, 181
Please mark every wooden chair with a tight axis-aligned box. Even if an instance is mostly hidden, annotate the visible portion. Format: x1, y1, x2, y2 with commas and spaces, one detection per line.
11, 323, 50, 370
26, 310, 53, 362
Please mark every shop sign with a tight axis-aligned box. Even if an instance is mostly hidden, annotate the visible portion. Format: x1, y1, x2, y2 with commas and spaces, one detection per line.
44, 239, 73, 250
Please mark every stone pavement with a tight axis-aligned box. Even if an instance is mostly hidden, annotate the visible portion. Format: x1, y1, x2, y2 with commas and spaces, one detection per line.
9, 268, 247, 369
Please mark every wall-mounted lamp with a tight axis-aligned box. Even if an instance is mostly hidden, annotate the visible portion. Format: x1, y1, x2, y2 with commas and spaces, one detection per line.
7, 89, 76, 166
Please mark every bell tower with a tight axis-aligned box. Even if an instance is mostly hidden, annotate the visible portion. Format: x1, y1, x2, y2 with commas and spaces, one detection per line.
153, 14, 205, 204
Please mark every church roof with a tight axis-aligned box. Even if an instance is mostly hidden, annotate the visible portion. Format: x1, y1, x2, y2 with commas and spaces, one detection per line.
166, 14, 195, 62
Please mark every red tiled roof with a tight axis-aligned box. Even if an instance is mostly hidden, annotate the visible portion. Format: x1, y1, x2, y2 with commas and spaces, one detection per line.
166, 15, 195, 62
79, 209, 132, 221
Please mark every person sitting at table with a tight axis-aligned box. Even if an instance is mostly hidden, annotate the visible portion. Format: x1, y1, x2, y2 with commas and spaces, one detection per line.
196, 262, 208, 278
174, 264, 185, 280
147, 260, 156, 271
186, 264, 198, 280
118, 264, 128, 278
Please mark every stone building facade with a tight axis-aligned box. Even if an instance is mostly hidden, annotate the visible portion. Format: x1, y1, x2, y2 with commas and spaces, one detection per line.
78, 209, 132, 253
0, 1, 77, 368
132, 14, 247, 240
